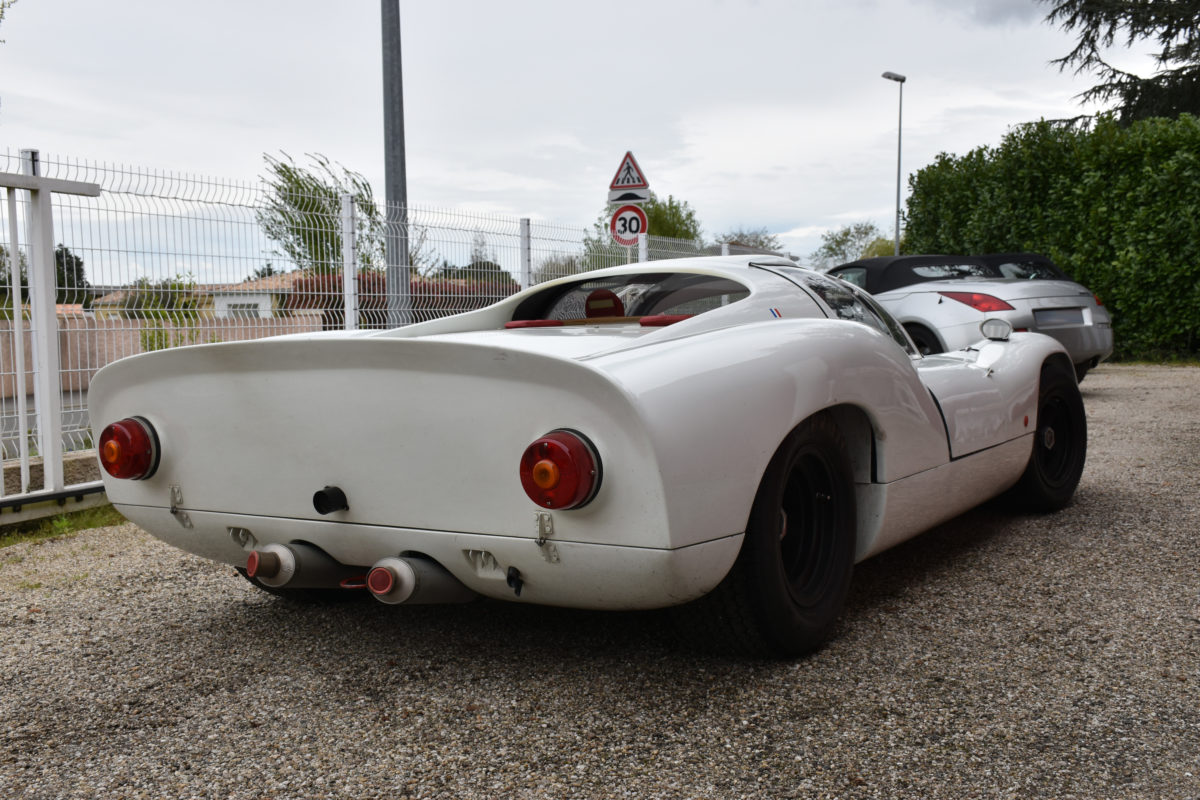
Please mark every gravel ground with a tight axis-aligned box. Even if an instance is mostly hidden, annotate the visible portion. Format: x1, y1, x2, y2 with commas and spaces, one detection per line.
2, 363, 1198, 800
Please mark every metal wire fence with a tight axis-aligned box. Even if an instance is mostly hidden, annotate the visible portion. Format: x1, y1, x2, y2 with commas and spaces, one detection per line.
2, 147, 788, 497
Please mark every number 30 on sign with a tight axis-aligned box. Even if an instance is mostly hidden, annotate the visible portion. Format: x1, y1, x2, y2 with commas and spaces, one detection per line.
609, 205, 648, 247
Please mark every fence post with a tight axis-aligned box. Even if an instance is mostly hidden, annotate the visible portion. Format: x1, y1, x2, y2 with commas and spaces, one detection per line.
23, 151, 65, 491
519, 218, 532, 289
721, 242, 730, 256
5, 184, 30, 493
341, 192, 358, 331
638, 233, 648, 263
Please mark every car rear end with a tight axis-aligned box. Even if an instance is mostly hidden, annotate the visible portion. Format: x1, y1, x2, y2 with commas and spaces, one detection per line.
88, 333, 743, 611
880, 278, 1113, 369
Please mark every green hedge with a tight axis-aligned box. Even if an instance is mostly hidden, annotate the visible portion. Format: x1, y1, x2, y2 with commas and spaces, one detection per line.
905, 115, 1200, 358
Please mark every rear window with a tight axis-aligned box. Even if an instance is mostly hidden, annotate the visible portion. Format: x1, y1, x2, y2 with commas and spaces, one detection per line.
511, 273, 749, 324
910, 263, 997, 280
991, 259, 1069, 280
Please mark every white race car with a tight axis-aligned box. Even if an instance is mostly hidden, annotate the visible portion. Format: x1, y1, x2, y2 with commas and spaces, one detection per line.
90, 256, 1087, 656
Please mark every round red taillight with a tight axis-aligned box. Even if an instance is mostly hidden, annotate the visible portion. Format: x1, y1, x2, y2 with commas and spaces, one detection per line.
98, 417, 159, 480
519, 430, 601, 510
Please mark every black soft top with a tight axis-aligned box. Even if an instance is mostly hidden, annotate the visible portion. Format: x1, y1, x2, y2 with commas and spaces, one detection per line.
829, 252, 1070, 293
828, 255, 997, 294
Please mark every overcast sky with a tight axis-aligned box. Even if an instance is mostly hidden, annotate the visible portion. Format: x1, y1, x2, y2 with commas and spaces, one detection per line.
0, 0, 1152, 261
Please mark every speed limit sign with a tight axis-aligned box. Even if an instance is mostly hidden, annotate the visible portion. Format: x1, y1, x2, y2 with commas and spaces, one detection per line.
609, 204, 648, 247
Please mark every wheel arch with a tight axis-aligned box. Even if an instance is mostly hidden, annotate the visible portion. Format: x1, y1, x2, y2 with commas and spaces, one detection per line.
711, 406, 860, 655
902, 320, 945, 353
1042, 351, 1076, 382
823, 403, 876, 485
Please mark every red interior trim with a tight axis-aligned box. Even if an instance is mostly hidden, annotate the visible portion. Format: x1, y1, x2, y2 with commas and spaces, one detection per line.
505, 320, 565, 328
639, 314, 693, 327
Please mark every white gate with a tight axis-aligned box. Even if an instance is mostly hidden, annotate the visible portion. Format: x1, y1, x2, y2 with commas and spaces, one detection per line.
0, 150, 105, 517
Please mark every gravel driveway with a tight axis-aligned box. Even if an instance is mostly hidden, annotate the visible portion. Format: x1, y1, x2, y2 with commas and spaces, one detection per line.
2, 364, 1198, 799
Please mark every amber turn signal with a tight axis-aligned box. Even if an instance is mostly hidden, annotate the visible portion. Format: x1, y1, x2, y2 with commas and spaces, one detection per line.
531, 459, 560, 490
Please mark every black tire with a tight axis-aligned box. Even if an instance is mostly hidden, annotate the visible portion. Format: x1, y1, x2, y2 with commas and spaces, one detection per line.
236, 568, 367, 604
1074, 362, 1090, 383
686, 413, 857, 657
904, 323, 943, 356
1011, 361, 1087, 511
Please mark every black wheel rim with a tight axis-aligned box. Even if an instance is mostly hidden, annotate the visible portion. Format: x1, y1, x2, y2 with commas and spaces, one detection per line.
1036, 391, 1075, 487
778, 448, 841, 608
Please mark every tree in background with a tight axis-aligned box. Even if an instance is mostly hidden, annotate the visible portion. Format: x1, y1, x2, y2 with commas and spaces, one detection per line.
257, 152, 384, 274
0, 242, 27, 292
120, 274, 203, 351
1043, 0, 1200, 123
644, 193, 702, 241
808, 221, 885, 268
257, 152, 433, 277
531, 253, 582, 285
714, 227, 782, 253
0, 243, 26, 319
246, 263, 280, 282
904, 115, 1200, 357
55, 244, 90, 305
0, 0, 17, 44
860, 236, 896, 258
0, 243, 90, 306
427, 232, 518, 291
121, 275, 200, 319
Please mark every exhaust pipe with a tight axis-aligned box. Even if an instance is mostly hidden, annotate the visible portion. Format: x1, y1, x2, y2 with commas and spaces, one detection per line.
246, 543, 361, 589
366, 556, 477, 605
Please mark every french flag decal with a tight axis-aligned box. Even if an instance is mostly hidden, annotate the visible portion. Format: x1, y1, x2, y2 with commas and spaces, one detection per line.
769, 308, 782, 318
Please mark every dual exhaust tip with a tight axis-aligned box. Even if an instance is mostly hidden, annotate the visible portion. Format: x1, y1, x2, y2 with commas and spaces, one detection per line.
246, 543, 475, 605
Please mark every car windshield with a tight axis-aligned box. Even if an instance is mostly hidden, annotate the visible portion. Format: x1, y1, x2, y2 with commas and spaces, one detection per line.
509, 273, 749, 326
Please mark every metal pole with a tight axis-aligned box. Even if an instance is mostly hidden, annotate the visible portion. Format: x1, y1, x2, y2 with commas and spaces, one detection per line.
519, 218, 531, 289
382, 0, 412, 326
5, 187, 29, 493
895, 81, 903, 256
341, 193, 357, 331
882, 71, 906, 257
24, 165, 65, 491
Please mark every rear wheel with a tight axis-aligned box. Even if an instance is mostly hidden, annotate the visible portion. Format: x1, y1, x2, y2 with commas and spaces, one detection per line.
687, 414, 856, 657
904, 323, 943, 356
1011, 361, 1087, 511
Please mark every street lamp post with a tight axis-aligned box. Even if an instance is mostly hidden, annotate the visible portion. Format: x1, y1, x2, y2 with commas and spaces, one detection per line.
882, 71, 906, 256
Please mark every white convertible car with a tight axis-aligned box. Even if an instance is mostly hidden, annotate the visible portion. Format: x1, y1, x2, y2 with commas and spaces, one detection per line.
827, 254, 1113, 381
90, 256, 1087, 656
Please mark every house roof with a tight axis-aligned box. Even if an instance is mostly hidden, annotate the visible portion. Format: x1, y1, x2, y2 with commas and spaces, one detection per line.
211, 271, 308, 294
91, 271, 307, 307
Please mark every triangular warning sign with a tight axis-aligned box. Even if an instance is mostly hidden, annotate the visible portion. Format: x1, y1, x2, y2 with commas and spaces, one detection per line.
609, 151, 649, 190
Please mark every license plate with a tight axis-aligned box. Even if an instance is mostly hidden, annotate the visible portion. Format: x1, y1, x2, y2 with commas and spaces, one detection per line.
1033, 308, 1084, 328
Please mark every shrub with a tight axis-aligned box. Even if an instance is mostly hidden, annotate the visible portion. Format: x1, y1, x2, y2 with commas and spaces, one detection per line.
905, 115, 1200, 358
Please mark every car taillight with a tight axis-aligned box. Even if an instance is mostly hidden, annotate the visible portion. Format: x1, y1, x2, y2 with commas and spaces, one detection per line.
1094, 294, 1104, 306
519, 430, 601, 509
939, 291, 1014, 313
98, 417, 159, 480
